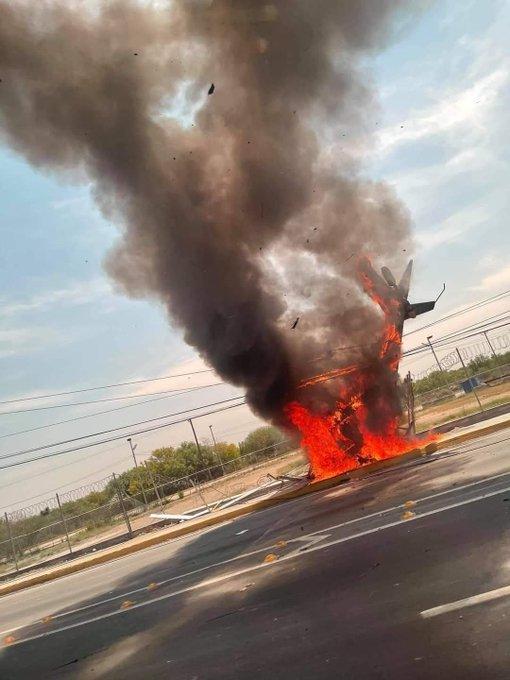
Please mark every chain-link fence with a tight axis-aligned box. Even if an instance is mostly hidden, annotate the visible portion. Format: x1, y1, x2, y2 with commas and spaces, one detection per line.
0, 439, 303, 580
412, 360, 510, 432
5, 353, 506, 580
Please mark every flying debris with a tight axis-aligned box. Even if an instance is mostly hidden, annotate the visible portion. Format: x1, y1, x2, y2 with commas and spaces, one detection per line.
0, 0, 425, 460
291, 317, 300, 330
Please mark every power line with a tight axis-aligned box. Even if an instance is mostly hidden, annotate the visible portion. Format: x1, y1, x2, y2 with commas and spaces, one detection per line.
403, 314, 510, 357
0, 453, 131, 511
0, 442, 126, 494
0, 397, 247, 469
0, 381, 226, 416
0, 400, 246, 472
0, 384, 225, 441
0, 405, 257, 507
403, 289, 510, 337
0, 368, 215, 407
321, 291, 510, 360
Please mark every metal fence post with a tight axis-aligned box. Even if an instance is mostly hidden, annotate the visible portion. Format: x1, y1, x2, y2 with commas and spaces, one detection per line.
456, 347, 484, 412
4, 512, 19, 573
403, 371, 416, 435
56, 493, 73, 555
112, 473, 133, 537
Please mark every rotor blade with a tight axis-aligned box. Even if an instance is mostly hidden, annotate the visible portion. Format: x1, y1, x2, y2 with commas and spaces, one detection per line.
381, 266, 397, 287
398, 259, 413, 298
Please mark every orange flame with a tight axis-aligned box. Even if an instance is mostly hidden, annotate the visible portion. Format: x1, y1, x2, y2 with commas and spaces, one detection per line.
299, 364, 357, 389
287, 258, 435, 480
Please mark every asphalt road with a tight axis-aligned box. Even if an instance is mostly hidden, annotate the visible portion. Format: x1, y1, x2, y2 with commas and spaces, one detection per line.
1, 429, 510, 679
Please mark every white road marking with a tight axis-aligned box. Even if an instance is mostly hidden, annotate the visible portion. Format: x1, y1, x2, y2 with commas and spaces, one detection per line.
0, 541, 281, 634
3, 451, 509, 611
420, 585, 510, 619
285, 534, 331, 558
3, 470, 510, 638
0, 521, 231, 605
5, 478, 510, 648
298, 476, 510, 543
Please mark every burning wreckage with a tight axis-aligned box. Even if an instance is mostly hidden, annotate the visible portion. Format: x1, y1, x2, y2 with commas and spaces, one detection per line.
0, 2, 446, 489
287, 258, 444, 480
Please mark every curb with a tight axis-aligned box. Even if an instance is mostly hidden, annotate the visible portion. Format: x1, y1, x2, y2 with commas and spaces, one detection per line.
1, 416, 509, 598
434, 417, 510, 452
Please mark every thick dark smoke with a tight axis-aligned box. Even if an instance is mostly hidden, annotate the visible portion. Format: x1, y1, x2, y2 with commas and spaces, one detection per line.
0, 1, 415, 426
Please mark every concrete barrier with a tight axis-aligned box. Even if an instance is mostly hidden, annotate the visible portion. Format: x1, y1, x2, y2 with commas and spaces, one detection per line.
1, 414, 509, 598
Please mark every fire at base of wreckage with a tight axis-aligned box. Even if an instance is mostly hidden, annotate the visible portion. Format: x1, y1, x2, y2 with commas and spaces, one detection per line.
286, 257, 440, 481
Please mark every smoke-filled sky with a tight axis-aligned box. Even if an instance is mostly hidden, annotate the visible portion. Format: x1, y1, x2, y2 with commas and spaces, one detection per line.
0, 0, 509, 509
0, 0, 420, 426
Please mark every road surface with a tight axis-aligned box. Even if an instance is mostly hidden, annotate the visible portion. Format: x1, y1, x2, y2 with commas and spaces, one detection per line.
1, 430, 510, 679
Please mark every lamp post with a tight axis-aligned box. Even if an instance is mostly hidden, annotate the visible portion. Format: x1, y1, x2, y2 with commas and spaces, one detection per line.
424, 335, 443, 373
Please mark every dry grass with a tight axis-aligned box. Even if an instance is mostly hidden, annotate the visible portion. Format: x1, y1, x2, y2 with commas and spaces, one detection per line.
415, 380, 510, 431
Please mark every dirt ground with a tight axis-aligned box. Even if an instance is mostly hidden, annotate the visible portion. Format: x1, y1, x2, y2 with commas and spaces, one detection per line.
2, 449, 307, 574
8, 385, 509, 575
415, 380, 510, 431
156, 449, 307, 515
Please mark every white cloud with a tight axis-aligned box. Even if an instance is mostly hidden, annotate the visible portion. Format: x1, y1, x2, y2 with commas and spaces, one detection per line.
415, 200, 490, 252
0, 326, 60, 358
130, 355, 222, 397
50, 195, 89, 211
474, 264, 510, 292
0, 278, 113, 317
377, 67, 508, 153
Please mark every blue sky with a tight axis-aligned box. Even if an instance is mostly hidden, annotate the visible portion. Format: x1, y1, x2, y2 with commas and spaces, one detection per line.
1, 1, 509, 510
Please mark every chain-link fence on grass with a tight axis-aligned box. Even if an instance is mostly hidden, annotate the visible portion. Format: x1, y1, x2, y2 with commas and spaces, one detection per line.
413, 361, 510, 432
5, 355, 507, 580
0, 438, 300, 580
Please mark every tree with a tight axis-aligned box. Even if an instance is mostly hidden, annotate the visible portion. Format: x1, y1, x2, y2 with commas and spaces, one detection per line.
213, 442, 239, 463
240, 426, 288, 460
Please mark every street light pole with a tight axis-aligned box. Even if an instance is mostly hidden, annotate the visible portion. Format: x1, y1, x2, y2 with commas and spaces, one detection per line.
422, 334, 455, 396
425, 335, 443, 373
127, 437, 149, 508
209, 424, 225, 474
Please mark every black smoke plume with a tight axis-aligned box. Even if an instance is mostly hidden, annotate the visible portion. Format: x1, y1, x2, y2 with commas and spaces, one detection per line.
0, 1, 415, 426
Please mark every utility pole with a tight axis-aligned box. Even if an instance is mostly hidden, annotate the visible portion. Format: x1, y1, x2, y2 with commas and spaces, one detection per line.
209, 424, 225, 475
456, 347, 484, 413
112, 472, 133, 537
188, 418, 212, 480
56, 493, 72, 555
483, 330, 498, 361
127, 438, 149, 508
